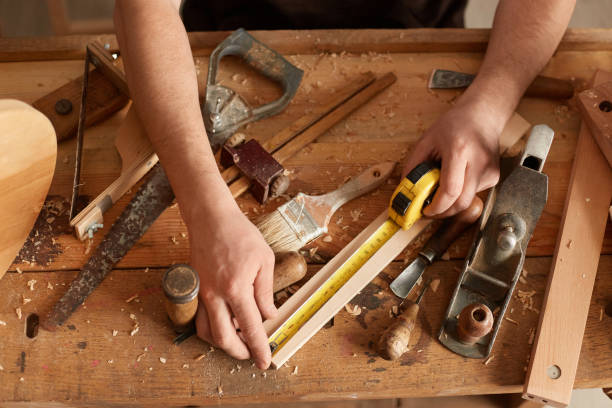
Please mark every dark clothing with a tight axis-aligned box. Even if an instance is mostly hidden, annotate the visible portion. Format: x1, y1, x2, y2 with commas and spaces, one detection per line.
181, 0, 467, 31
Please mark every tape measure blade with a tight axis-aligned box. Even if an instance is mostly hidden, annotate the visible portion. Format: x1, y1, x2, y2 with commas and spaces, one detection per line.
264, 212, 391, 336
271, 217, 432, 368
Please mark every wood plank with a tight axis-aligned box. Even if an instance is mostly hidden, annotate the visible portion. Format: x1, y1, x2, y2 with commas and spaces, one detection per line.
2, 29, 612, 62
522, 72, 612, 407
0, 257, 610, 406
0, 100, 56, 280
2, 50, 612, 271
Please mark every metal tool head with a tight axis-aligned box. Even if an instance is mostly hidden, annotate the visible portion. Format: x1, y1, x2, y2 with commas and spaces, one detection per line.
428, 69, 475, 89
203, 28, 303, 152
390, 256, 428, 299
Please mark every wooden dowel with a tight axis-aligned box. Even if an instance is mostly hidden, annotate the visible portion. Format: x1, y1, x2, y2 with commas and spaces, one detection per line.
229, 72, 397, 198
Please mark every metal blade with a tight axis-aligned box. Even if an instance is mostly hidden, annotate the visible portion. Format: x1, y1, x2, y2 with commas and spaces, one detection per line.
429, 69, 475, 89
42, 163, 175, 330
390, 256, 428, 299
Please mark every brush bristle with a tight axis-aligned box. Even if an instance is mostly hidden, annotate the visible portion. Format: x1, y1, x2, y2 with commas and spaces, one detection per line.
256, 211, 305, 253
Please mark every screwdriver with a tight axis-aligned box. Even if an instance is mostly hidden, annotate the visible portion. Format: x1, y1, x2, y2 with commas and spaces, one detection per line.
377, 279, 431, 360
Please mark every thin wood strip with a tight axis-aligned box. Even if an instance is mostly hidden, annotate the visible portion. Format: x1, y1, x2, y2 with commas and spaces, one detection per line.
229, 72, 397, 198
3, 29, 612, 62
523, 71, 612, 407
220, 72, 376, 184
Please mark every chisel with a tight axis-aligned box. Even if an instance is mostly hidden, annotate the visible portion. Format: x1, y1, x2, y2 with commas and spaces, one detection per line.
429, 69, 574, 100
390, 195, 483, 299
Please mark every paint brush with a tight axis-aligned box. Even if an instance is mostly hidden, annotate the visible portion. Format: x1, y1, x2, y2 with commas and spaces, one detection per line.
257, 162, 395, 252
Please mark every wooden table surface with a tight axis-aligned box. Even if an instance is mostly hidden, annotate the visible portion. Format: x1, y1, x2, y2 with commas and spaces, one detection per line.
0, 29, 611, 407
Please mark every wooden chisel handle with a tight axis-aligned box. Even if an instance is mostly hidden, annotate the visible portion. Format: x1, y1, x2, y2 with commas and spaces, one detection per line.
424, 195, 484, 259
377, 302, 420, 360
272, 251, 308, 292
525, 75, 574, 99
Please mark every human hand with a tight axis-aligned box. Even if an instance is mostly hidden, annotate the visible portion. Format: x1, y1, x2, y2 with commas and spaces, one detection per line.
187, 203, 277, 369
402, 98, 503, 218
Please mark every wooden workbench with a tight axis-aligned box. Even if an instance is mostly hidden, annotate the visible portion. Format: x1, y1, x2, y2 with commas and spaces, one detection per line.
0, 29, 611, 407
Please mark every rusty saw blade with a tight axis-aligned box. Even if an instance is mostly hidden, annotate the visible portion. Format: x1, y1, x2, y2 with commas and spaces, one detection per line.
42, 163, 174, 330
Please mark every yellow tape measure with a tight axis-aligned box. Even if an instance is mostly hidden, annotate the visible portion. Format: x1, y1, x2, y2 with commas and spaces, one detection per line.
268, 162, 440, 355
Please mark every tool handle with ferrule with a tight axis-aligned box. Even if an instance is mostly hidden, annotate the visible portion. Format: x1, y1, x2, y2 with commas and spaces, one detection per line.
422, 195, 484, 261
377, 302, 420, 360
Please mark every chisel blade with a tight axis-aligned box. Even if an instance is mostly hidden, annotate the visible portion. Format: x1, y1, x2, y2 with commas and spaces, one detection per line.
390, 256, 428, 299
428, 69, 476, 89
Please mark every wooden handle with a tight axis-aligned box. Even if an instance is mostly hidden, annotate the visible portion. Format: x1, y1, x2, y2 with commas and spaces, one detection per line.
273, 251, 308, 293
525, 75, 574, 99
377, 303, 419, 360
456, 303, 494, 345
425, 195, 484, 257
307, 162, 396, 227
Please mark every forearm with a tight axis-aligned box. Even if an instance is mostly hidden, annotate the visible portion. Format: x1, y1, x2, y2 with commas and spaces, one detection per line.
113, 0, 236, 223
461, 0, 575, 130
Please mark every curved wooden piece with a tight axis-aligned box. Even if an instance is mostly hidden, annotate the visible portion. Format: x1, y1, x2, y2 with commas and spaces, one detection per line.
0, 99, 57, 279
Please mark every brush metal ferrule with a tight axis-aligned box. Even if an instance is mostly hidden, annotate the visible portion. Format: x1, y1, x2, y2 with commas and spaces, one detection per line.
277, 194, 323, 246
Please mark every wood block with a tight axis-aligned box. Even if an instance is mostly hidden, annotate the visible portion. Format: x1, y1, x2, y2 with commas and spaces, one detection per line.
576, 78, 612, 168
0, 100, 56, 280
523, 71, 612, 407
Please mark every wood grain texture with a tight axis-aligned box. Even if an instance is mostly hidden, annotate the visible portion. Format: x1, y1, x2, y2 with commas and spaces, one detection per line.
1, 49, 611, 271
576, 79, 612, 168
0, 257, 610, 406
523, 71, 612, 407
3, 29, 612, 62
0, 100, 56, 280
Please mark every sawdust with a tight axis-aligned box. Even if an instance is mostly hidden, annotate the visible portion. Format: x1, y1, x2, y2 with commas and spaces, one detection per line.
22, 296, 31, 305
112, 330, 118, 337
484, 355, 495, 366
125, 294, 139, 303
292, 366, 298, 375
15, 308, 22, 320
47, 282, 53, 290
194, 354, 206, 361
16, 267, 22, 274
0, 320, 6, 326
344, 303, 361, 316
27, 280, 36, 291
159, 357, 167, 364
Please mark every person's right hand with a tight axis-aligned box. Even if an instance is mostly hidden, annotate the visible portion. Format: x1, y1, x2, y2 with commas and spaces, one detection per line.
186, 202, 277, 369
402, 97, 505, 219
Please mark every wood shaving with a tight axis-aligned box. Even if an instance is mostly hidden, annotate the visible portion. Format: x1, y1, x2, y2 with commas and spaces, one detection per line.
308, 247, 318, 258
0, 364, 3, 370
136, 353, 146, 362
182, 363, 189, 369
505, 317, 519, 325
528, 328, 536, 345
129, 313, 136, 320
27, 280, 37, 291
0, 320, 6, 326
391, 305, 399, 317
519, 276, 527, 285
566, 239, 573, 249
47, 282, 53, 289
217, 385, 223, 397
600, 307, 604, 322
251, 373, 256, 378
194, 354, 206, 361
430, 278, 440, 293
344, 304, 361, 316
417, 349, 423, 353
350, 209, 363, 222
19, 377, 24, 382
159, 357, 167, 364
130, 324, 139, 336
230, 368, 235, 374
22, 296, 31, 305
16, 267, 22, 274
107, 360, 113, 364
292, 366, 298, 375
84, 238, 93, 255
440, 252, 450, 261
262, 372, 267, 378
484, 355, 495, 366
112, 330, 118, 337
125, 294, 139, 303
15, 307, 22, 320
170, 235, 179, 245
180, 232, 187, 238
322, 235, 333, 243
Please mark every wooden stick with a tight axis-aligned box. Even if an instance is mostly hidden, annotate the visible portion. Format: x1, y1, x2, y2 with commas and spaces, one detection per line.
523, 70, 612, 408
264, 108, 529, 368
229, 72, 397, 198
221, 72, 376, 184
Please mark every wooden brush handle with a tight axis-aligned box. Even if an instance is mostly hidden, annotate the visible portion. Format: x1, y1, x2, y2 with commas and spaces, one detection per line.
314, 162, 395, 219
